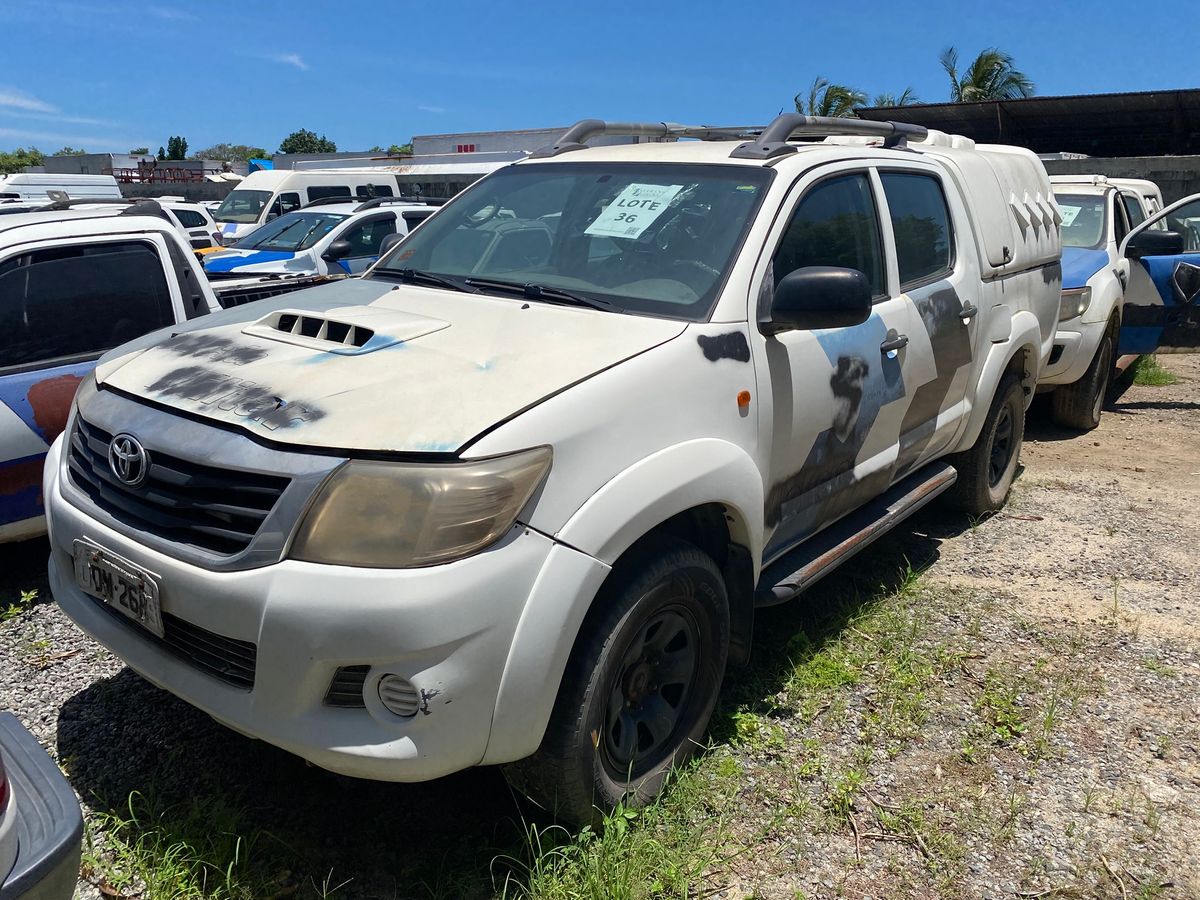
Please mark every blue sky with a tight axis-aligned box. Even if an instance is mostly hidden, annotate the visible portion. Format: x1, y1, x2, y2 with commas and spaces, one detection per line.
2, 0, 1198, 154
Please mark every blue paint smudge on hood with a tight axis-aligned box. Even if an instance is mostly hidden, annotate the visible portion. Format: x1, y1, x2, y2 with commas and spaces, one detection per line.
1061, 247, 1110, 290
204, 250, 297, 273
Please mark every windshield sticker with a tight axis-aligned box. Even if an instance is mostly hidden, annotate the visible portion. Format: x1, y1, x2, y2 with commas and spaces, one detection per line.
585, 183, 684, 239
1058, 204, 1081, 227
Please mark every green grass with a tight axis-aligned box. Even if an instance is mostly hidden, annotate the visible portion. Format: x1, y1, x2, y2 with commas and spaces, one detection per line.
1131, 355, 1178, 386
1, 588, 38, 622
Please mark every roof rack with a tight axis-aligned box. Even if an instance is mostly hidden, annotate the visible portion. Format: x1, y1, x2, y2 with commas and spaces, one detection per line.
300, 196, 361, 209
34, 197, 171, 221
729, 113, 928, 159
354, 195, 448, 211
529, 119, 766, 159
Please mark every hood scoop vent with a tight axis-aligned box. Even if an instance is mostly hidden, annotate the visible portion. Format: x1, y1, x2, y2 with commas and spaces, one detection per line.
241, 306, 450, 355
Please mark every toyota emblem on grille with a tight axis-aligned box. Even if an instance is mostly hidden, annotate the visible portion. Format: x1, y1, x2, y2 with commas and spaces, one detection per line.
108, 434, 149, 486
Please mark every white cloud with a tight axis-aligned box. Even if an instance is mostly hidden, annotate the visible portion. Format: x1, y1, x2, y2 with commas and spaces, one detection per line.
417, 104, 446, 114
0, 86, 57, 114
0, 126, 155, 152
0, 108, 113, 127
270, 53, 309, 71
146, 4, 196, 20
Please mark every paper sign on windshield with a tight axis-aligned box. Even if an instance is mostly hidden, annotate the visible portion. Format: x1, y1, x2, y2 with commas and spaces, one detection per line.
585, 183, 684, 239
1059, 204, 1081, 227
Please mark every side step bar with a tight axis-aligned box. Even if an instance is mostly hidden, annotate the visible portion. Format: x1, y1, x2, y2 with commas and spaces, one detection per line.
754, 461, 957, 607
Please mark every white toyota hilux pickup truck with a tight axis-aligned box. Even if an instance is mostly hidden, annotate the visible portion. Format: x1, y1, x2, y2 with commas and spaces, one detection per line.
45, 116, 1061, 823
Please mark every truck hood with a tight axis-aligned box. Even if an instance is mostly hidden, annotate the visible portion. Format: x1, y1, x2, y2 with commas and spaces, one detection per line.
203, 248, 311, 275
95, 278, 686, 454
1061, 246, 1111, 290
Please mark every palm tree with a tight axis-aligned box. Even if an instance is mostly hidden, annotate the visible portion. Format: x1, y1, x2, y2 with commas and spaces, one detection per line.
871, 88, 920, 108
940, 47, 1034, 102
794, 77, 867, 118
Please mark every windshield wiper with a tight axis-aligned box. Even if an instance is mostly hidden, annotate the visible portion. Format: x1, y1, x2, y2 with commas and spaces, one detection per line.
464, 277, 615, 311
376, 268, 478, 293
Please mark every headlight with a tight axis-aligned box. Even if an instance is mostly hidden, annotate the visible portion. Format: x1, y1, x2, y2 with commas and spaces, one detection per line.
289, 447, 551, 568
1058, 287, 1092, 322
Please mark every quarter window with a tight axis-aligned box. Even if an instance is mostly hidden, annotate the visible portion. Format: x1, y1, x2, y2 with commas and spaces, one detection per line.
880, 173, 953, 288
172, 209, 207, 228
0, 241, 174, 370
774, 173, 885, 298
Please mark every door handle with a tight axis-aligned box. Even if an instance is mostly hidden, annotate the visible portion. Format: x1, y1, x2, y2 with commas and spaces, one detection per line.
960, 302, 979, 321
880, 334, 909, 354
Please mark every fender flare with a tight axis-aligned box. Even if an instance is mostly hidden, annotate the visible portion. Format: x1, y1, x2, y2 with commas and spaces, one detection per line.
481, 439, 765, 764
958, 310, 1043, 450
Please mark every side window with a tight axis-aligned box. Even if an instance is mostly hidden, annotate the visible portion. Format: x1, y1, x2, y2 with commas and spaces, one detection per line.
356, 184, 394, 199
278, 192, 302, 215
1163, 197, 1200, 252
773, 173, 885, 298
340, 218, 397, 257
1113, 195, 1131, 245
880, 172, 954, 288
173, 209, 207, 229
0, 241, 174, 370
307, 185, 352, 202
1120, 193, 1146, 230
401, 210, 433, 232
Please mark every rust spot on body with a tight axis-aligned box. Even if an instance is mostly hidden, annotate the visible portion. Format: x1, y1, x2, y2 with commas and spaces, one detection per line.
27, 374, 84, 442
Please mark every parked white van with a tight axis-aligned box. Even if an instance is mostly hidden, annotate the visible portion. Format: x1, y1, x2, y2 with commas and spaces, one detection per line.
0, 174, 121, 202
211, 170, 402, 244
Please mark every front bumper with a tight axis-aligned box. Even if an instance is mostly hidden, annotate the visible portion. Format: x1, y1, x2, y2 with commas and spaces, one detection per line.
1038, 317, 1108, 385
0, 714, 82, 900
45, 436, 603, 781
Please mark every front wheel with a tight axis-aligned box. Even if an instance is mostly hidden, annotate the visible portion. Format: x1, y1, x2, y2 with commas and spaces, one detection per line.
504, 536, 729, 825
945, 375, 1025, 516
1052, 329, 1115, 431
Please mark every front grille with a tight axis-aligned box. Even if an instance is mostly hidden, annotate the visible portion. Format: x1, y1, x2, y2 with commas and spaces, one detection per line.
89, 595, 257, 689
68, 416, 290, 556
324, 665, 369, 707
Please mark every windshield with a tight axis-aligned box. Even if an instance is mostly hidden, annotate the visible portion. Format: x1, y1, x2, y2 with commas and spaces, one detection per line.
232, 211, 346, 252
214, 189, 272, 224
1055, 193, 1107, 249
373, 162, 773, 320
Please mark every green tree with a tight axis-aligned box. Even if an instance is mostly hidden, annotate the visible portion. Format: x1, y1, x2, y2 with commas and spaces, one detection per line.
940, 47, 1034, 102
795, 77, 866, 118
54, 146, 88, 156
129, 147, 151, 155
0, 147, 45, 175
368, 143, 413, 155
278, 129, 337, 154
191, 143, 269, 161
161, 136, 188, 160
871, 88, 920, 107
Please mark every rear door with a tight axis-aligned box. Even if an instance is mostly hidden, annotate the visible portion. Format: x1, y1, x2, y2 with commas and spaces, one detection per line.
328, 214, 398, 274
1118, 194, 1200, 354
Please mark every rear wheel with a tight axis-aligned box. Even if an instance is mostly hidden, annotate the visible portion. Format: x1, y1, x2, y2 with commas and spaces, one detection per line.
1052, 328, 1115, 431
946, 375, 1025, 516
504, 536, 729, 826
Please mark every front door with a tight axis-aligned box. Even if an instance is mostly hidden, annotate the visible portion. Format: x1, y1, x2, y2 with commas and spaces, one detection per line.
753, 168, 918, 560
1119, 194, 1200, 354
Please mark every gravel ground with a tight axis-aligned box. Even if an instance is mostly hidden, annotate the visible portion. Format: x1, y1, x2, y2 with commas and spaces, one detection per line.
1, 355, 1197, 899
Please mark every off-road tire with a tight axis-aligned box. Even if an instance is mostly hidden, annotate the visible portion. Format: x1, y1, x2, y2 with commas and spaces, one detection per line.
946, 375, 1025, 516
503, 536, 729, 826
1052, 328, 1115, 431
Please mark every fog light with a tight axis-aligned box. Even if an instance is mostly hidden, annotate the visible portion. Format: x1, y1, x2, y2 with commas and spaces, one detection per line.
378, 675, 421, 717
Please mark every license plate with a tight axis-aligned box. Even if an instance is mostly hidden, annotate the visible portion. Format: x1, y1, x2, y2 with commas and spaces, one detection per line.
72, 540, 164, 638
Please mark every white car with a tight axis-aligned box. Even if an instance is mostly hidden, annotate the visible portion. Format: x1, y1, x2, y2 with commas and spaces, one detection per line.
202, 197, 437, 278
49, 114, 1068, 823
1044, 176, 1172, 428
152, 198, 222, 250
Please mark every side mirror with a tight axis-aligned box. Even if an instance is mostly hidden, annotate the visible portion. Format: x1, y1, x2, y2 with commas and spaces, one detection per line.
265, 211, 279, 222
761, 266, 873, 335
377, 232, 404, 257
322, 239, 354, 262
1125, 229, 1184, 259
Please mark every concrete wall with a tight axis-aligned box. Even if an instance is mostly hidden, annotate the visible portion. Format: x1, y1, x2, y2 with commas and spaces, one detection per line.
1043, 156, 1200, 205
119, 182, 236, 202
